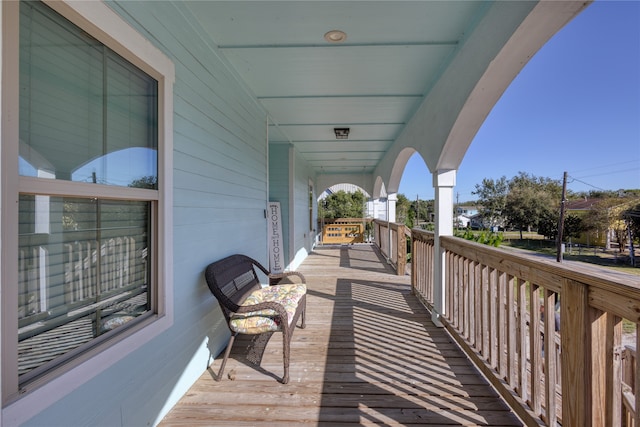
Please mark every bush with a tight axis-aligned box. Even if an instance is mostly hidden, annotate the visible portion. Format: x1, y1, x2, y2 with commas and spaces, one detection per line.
455, 229, 504, 247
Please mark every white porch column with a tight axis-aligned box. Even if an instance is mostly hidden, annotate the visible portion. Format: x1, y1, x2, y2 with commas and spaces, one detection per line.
387, 193, 397, 223
386, 193, 397, 262
432, 170, 456, 327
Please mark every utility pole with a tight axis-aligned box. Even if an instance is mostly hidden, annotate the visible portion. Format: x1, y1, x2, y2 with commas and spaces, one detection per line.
556, 171, 568, 263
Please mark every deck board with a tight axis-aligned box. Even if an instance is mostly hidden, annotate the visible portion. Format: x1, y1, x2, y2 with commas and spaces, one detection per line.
160, 245, 523, 426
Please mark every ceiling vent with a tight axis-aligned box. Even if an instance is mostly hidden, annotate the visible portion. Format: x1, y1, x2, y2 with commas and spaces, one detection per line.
334, 128, 350, 140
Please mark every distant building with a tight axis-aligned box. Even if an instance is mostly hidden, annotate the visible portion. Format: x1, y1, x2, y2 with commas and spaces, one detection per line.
565, 198, 630, 249
455, 205, 478, 228
456, 205, 478, 217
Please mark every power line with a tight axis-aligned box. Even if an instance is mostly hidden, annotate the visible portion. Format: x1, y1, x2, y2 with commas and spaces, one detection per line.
569, 160, 640, 175
567, 175, 607, 191
573, 167, 640, 180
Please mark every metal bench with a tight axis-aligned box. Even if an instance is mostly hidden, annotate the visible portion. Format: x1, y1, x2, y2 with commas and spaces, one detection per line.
204, 254, 306, 384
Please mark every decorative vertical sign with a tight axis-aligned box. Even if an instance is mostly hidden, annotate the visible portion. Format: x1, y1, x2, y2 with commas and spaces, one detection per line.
268, 201, 284, 274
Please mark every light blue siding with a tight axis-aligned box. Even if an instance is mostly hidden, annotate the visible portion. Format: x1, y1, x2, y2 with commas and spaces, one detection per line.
268, 144, 315, 271
268, 143, 291, 264
291, 150, 314, 270
23, 2, 270, 426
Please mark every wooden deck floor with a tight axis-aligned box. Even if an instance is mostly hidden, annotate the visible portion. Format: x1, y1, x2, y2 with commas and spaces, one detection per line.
160, 245, 523, 426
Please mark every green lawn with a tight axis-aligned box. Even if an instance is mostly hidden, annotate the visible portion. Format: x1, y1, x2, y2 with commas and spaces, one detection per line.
501, 237, 640, 276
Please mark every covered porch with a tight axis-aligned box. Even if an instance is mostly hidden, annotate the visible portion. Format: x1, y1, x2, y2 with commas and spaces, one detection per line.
160, 244, 522, 426
4, 1, 633, 426
161, 225, 640, 426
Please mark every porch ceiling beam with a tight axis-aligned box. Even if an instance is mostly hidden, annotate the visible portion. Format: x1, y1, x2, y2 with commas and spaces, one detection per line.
258, 94, 423, 100
218, 41, 458, 49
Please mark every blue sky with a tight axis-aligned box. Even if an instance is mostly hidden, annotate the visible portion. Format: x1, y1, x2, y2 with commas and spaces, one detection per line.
399, 0, 640, 202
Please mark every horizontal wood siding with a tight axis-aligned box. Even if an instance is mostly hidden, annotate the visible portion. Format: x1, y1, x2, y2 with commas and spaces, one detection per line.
269, 144, 291, 264
22, 2, 270, 426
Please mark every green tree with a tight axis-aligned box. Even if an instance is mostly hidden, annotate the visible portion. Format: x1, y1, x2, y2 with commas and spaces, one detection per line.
537, 209, 557, 240
411, 198, 433, 225
563, 214, 584, 240
129, 175, 157, 189
396, 194, 413, 227
319, 190, 365, 219
504, 172, 561, 239
540, 212, 585, 241
472, 176, 508, 229
584, 197, 639, 252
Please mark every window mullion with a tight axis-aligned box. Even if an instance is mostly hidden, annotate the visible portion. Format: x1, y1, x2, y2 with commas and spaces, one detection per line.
18, 177, 159, 201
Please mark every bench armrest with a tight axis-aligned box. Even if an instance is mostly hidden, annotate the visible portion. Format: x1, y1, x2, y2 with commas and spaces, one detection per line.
269, 271, 306, 286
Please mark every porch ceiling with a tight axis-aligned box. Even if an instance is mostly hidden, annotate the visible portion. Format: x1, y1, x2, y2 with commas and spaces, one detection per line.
183, 1, 589, 186
184, 1, 485, 177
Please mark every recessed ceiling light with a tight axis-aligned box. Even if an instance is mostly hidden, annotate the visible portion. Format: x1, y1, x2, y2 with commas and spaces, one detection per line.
324, 30, 347, 43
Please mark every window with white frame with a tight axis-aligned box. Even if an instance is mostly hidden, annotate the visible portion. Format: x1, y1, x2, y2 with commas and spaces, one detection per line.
3, 0, 173, 406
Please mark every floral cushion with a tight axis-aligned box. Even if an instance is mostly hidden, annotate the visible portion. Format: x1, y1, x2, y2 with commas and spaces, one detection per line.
229, 283, 306, 334
101, 315, 135, 332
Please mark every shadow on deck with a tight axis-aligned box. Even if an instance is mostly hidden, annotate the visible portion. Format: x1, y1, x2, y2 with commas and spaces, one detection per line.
160, 244, 522, 426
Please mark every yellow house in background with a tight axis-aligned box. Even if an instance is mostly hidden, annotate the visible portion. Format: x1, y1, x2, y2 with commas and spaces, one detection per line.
567, 198, 635, 249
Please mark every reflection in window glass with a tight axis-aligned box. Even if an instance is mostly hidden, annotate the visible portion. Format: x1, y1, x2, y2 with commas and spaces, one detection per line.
19, 1, 158, 187
18, 195, 151, 380
71, 147, 158, 189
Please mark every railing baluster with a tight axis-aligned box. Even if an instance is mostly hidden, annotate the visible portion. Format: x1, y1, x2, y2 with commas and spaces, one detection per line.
463, 257, 470, 341
544, 289, 557, 425
490, 267, 498, 370
518, 277, 528, 402
613, 344, 622, 427
453, 253, 460, 329
469, 260, 476, 349
530, 283, 542, 415
498, 271, 507, 380
561, 279, 590, 426
475, 262, 483, 355
507, 274, 516, 389
603, 313, 622, 425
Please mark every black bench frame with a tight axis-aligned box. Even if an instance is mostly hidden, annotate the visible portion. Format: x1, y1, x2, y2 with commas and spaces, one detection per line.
205, 254, 306, 384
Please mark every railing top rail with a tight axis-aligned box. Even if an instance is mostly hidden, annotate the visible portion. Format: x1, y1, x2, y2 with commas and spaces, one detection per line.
372, 219, 404, 231
411, 228, 434, 243
410, 228, 640, 300
439, 234, 640, 298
